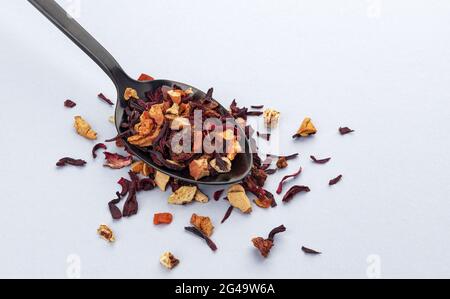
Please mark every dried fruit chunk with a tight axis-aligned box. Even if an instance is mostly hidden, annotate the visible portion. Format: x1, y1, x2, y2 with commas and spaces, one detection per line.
74, 116, 97, 140
210, 157, 232, 173
227, 184, 252, 214
252, 237, 273, 258
276, 157, 288, 169
138, 73, 154, 81
189, 158, 210, 181
263, 109, 280, 128
190, 213, 214, 237
97, 224, 115, 243
194, 190, 209, 203
293, 117, 317, 138
252, 225, 286, 258
155, 171, 170, 191
127, 111, 161, 147
153, 213, 173, 225
124, 87, 138, 101
160, 252, 180, 270
168, 186, 198, 205
166, 103, 180, 116
131, 161, 145, 174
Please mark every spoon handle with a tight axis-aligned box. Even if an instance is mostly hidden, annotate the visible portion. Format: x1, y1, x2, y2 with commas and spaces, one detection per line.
28, 0, 129, 91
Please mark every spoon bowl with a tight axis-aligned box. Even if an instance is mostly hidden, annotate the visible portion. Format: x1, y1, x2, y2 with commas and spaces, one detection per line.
28, 0, 253, 185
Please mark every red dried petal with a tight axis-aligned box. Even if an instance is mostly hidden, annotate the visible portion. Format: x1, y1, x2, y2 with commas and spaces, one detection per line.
103, 152, 133, 169
339, 127, 354, 135
98, 93, 114, 106
92, 143, 107, 159
310, 156, 331, 164
64, 100, 77, 108
138, 73, 155, 81
282, 185, 311, 203
329, 175, 343, 186
56, 157, 86, 167
214, 190, 224, 201
276, 167, 303, 195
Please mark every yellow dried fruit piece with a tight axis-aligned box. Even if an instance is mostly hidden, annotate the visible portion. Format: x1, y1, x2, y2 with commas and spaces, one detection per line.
263, 109, 281, 128
160, 252, 180, 270
190, 213, 214, 237
142, 163, 153, 177
155, 171, 170, 191
124, 87, 138, 101
210, 157, 232, 173
227, 184, 252, 214
167, 90, 182, 105
294, 117, 317, 138
74, 116, 97, 140
166, 103, 180, 116
168, 186, 198, 205
97, 224, 115, 243
131, 161, 144, 174
189, 158, 210, 181
194, 190, 209, 203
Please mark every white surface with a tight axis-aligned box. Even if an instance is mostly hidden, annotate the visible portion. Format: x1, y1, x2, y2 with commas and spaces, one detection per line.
0, 0, 449, 279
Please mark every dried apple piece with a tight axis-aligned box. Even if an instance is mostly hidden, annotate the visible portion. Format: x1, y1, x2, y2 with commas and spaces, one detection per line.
293, 117, 317, 138
190, 213, 214, 237
97, 224, 115, 243
74, 116, 97, 140
263, 109, 280, 128
153, 213, 173, 225
227, 184, 252, 214
124, 87, 138, 101
160, 252, 180, 270
155, 171, 170, 191
168, 186, 198, 205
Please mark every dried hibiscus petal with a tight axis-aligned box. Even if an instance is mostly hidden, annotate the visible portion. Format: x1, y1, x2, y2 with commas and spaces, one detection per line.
310, 156, 331, 164
98, 93, 114, 106
214, 190, 224, 201
276, 167, 303, 195
118, 177, 131, 196
153, 213, 173, 225
92, 143, 107, 159
139, 178, 156, 191
302, 246, 322, 255
221, 205, 234, 224
123, 181, 138, 217
265, 168, 277, 175
251, 105, 264, 109
184, 226, 218, 252
103, 152, 133, 169
329, 175, 343, 186
108, 192, 123, 220
339, 127, 354, 135
56, 157, 87, 167
283, 185, 311, 203
64, 100, 76, 108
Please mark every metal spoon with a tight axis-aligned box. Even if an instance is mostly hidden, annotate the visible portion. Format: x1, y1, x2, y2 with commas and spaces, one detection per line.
28, 0, 253, 185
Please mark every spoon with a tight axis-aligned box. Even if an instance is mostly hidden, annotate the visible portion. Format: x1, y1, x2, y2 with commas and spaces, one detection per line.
28, 0, 253, 185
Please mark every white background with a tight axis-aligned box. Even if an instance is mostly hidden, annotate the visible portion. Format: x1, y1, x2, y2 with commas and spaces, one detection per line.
0, 0, 449, 279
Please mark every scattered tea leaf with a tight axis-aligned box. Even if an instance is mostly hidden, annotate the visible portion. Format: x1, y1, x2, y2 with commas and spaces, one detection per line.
257, 132, 271, 141
104, 152, 133, 169
251, 105, 264, 109
108, 192, 123, 220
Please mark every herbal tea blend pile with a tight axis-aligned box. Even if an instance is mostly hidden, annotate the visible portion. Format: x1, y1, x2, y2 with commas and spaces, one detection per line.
57, 73, 355, 269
